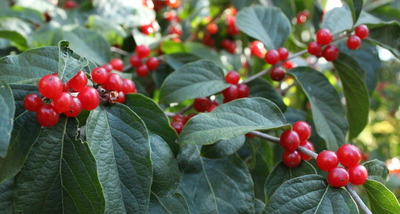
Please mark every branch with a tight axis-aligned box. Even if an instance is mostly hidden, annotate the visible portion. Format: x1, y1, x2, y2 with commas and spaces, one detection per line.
110, 46, 131, 57
346, 185, 373, 214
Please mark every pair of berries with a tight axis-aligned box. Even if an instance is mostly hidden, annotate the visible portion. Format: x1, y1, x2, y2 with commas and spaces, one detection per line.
316, 144, 368, 187
193, 98, 218, 112
280, 121, 315, 167
264, 47, 289, 65
170, 113, 195, 134
307, 28, 340, 61
222, 71, 250, 103
346, 24, 369, 50
221, 39, 236, 54
129, 45, 159, 77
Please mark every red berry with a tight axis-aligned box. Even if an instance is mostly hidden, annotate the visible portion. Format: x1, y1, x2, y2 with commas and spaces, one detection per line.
53, 92, 73, 113
102, 63, 113, 73
36, 104, 59, 127
280, 130, 300, 152
91, 67, 108, 84
67, 70, 88, 91
264, 50, 280, 65
38, 74, 64, 99
355, 24, 369, 39
250, 41, 266, 58
282, 151, 301, 167
63, 97, 82, 117
237, 84, 250, 98
202, 33, 215, 47
270, 67, 286, 81
347, 35, 361, 50
296, 11, 309, 24
293, 121, 312, 141
104, 73, 124, 91
328, 167, 349, 187
116, 91, 126, 103
140, 23, 155, 35
282, 61, 294, 69
110, 58, 124, 72
24, 94, 43, 112
316, 150, 339, 171
146, 57, 159, 70
227, 24, 240, 35
207, 101, 218, 112
316, 28, 333, 45
77, 87, 100, 110
322, 45, 339, 61
307, 41, 322, 56
129, 55, 142, 67
122, 79, 136, 94
44, 11, 51, 22
221, 39, 236, 54
225, 71, 240, 84
64, 0, 77, 9
207, 22, 218, 34
136, 64, 150, 77
299, 141, 315, 161
172, 114, 187, 123
167, 0, 180, 8
336, 144, 362, 168
348, 165, 368, 185
193, 98, 211, 112
171, 121, 183, 134
222, 85, 239, 101
277, 47, 289, 61
135, 45, 151, 59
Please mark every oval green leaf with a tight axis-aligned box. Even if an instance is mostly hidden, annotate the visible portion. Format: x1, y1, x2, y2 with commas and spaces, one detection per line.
201, 135, 246, 159
321, 6, 353, 34
346, 0, 363, 24
363, 179, 400, 214
58, 41, 88, 82
0, 179, 13, 213
363, 160, 389, 184
0, 81, 15, 157
247, 78, 287, 112
149, 192, 189, 214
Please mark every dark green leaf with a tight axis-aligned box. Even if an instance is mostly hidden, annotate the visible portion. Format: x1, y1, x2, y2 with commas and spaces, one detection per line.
334, 53, 369, 140
363, 160, 389, 184
367, 21, 400, 58
284, 108, 307, 125
0, 179, 13, 214
86, 104, 152, 213
165, 53, 201, 70
289, 67, 348, 151
321, 6, 353, 34
58, 41, 88, 82
159, 60, 230, 104
265, 161, 317, 201
179, 98, 289, 145
271, 0, 295, 20
186, 43, 225, 69
236, 6, 291, 49
149, 192, 190, 214
124, 94, 179, 155
266, 175, 359, 213
363, 179, 400, 214
247, 78, 287, 112
201, 135, 246, 159
231, 0, 256, 11
346, 0, 363, 24
0, 81, 15, 157
14, 118, 105, 213
254, 198, 266, 214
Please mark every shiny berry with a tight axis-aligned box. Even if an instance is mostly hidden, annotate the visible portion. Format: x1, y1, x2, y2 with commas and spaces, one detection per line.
270, 67, 286, 81
307, 41, 322, 55
250, 41, 266, 58
207, 22, 218, 34
135, 45, 151, 59
225, 71, 240, 84
207, 101, 218, 112
110, 58, 124, 72
264, 50, 280, 65
116, 91, 126, 103
337, 144, 362, 167
299, 141, 315, 161
355, 25, 369, 39
316, 150, 339, 171
77, 87, 100, 110
193, 98, 211, 112
277, 47, 289, 61
146, 57, 159, 70
222, 85, 239, 101
102, 63, 113, 73
282, 151, 301, 167
221, 39, 236, 54
172, 114, 187, 123
296, 10, 309, 24
280, 130, 301, 152
104, 73, 124, 91
53, 92, 73, 113
36, 104, 59, 127
282, 61, 294, 69
171, 121, 183, 134
67, 70, 88, 91
293, 121, 312, 141
328, 167, 349, 187
136, 64, 150, 77
24, 94, 43, 112
130, 55, 142, 67
38, 74, 63, 99
63, 97, 82, 117
322, 45, 339, 61
237, 84, 250, 98
316, 28, 333, 45
122, 79, 136, 94
64, 0, 77, 9
167, 0, 180, 8
347, 35, 361, 50
348, 165, 368, 185
91, 67, 108, 84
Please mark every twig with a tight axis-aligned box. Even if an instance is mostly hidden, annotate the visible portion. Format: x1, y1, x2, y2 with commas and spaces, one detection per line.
110, 46, 131, 57
346, 185, 373, 214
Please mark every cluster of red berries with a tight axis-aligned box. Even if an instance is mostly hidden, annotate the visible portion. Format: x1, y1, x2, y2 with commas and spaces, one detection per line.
346, 24, 369, 50
169, 113, 195, 134
264, 47, 291, 81
307, 28, 339, 61
129, 45, 159, 77
193, 98, 219, 113
317, 144, 368, 187
296, 10, 310, 25
222, 71, 250, 103
280, 121, 315, 167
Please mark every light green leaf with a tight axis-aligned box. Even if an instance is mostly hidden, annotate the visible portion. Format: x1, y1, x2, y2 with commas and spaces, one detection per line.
201, 136, 246, 159
363, 179, 400, 214
363, 160, 389, 184
0, 30, 27, 50
58, 40, 88, 82
0, 81, 15, 157
0, 6, 44, 24
0, 17, 32, 50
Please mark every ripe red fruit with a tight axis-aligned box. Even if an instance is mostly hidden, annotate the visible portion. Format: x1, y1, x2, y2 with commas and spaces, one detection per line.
172, 114, 187, 123
67, 70, 88, 91
116, 91, 126, 103
171, 121, 183, 134
104, 73, 124, 91
135, 45, 151, 59
24, 94, 43, 112
328, 167, 349, 187
102, 63, 113, 73
222, 85, 239, 101
355, 24, 369, 39
264, 50, 280, 65
91, 67, 108, 84
296, 10, 309, 24
193, 97, 211, 112
64, 0, 77, 9
122, 79, 136, 94
36, 104, 59, 127
129, 55, 142, 67
322, 45, 339, 61
337, 144, 362, 167
221, 39, 236, 54
282, 61, 294, 69
307, 41, 322, 56
237, 84, 250, 98
280, 130, 301, 152
38, 74, 64, 99
316, 150, 339, 171
225, 71, 240, 84
250, 41, 266, 58
110, 58, 124, 72
140, 23, 155, 35
316, 28, 333, 45
282, 151, 301, 167
136, 64, 150, 77
277, 47, 289, 61
53, 92, 73, 113
347, 35, 361, 50
63, 97, 82, 117
207, 22, 218, 34
348, 165, 368, 185
299, 141, 315, 161
146, 57, 159, 70
293, 121, 312, 141
270, 67, 286, 81
77, 87, 100, 110
207, 101, 218, 112
167, 0, 180, 8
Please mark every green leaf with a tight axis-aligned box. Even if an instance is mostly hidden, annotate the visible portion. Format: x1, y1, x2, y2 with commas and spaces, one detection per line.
247, 78, 287, 112
363, 160, 389, 184
367, 21, 400, 58
266, 175, 359, 213
236, 6, 291, 49
231, 0, 256, 11
0, 46, 58, 84
346, 0, 363, 24
0, 81, 15, 157
14, 118, 105, 213
321, 6, 353, 34
179, 98, 289, 145
124, 94, 179, 155
186, 43, 225, 69
165, 53, 201, 70
0, 179, 13, 214
289, 67, 348, 151
201, 136, 246, 159
161, 41, 189, 54
333, 53, 369, 140
149, 192, 190, 214
0, 30, 27, 50
58, 41, 88, 82
0, 6, 44, 24
179, 145, 255, 213
87, 15, 127, 44
264, 161, 317, 201
363, 179, 400, 214
86, 104, 152, 213
159, 60, 230, 104
0, 17, 32, 50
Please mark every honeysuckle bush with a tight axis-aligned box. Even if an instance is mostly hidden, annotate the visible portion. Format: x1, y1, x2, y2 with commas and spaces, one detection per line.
0, 0, 399, 213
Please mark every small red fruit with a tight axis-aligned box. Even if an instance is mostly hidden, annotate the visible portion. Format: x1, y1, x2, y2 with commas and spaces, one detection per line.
207, 22, 218, 34
24, 94, 42, 112
129, 55, 142, 67
193, 98, 211, 112
282, 151, 301, 167
38, 74, 64, 99
135, 45, 151, 59
102, 64, 113, 73
104, 73, 124, 91
307, 41, 322, 56
336, 144, 362, 168
116, 91, 126, 103
348, 165, 368, 185
355, 24, 369, 39
53, 92, 73, 113
110, 58, 124, 72
136, 64, 150, 77
316, 28, 333, 45
172, 114, 187, 123
36, 104, 59, 127
296, 10, 309, 24
270, 67, 286, 81
277, 47, 289, 61
299, 141, 315, 161
322, 45, 339, 61
316, 150, 339, 171
282, 61, 294, 69
67, 70, 88, 91
237, 84, 250, 98
77, 87, 100, 110
63, 97, 82, 117
293, 121, 312, 141
91, 67, 108, 84
280, 130, 301, 152
250, 41, 266, 58
64, 0, 77, 9
347, 35, 361, 50
122, 79, 136, 94
207, 101, 218, 112
171, 121, 183, 134
328, 167, 349, 187
221, 39, 236, 54
264, 50, 280, 65
146, 57, 159, 70
225, 71, 240, 84
222, 85, 239, 101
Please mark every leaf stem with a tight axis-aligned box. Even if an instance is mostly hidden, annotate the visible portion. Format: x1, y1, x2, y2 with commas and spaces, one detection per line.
110, 46, 132, 56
